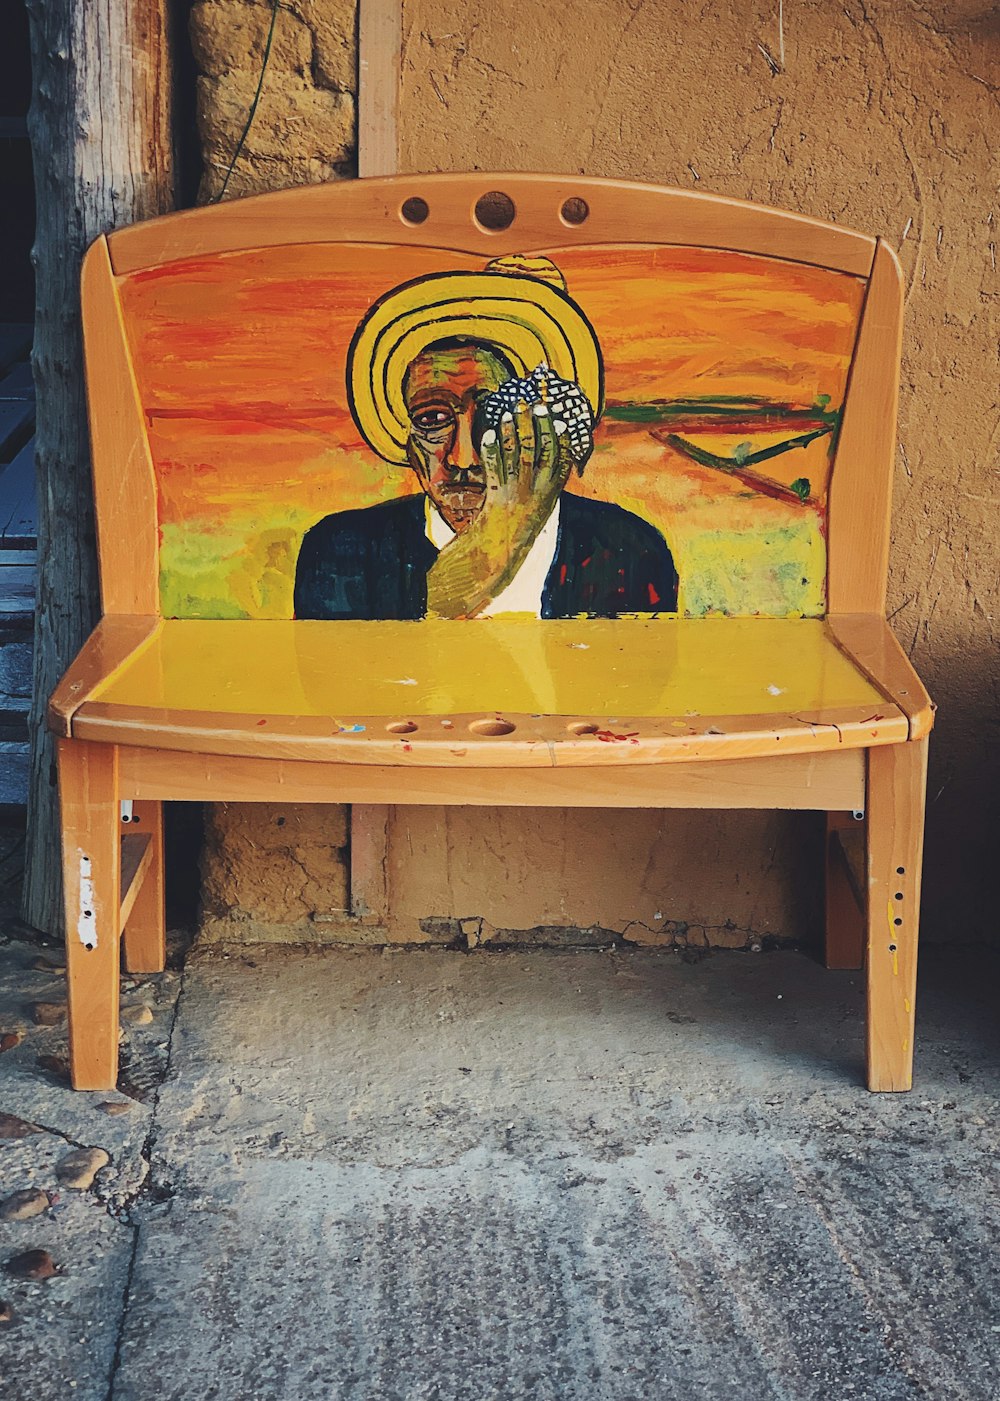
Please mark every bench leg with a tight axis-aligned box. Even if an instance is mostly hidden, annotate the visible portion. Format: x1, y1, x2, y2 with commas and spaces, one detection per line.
824, 812, 865, 969
865, 738, 928, 1092
58, 739, 122, 1091
123, 800, 166, 973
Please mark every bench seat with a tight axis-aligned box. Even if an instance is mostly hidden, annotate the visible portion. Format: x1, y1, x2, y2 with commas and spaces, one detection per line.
51, 615, 928, 767
53, 174, 934, 1094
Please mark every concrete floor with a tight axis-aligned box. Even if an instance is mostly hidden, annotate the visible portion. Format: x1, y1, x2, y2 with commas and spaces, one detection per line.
1, 937, 998, 1400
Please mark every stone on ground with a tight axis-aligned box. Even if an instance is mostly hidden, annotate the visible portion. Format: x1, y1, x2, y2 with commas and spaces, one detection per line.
0, 1188, 49, 1221
54, 1147, 110, 1190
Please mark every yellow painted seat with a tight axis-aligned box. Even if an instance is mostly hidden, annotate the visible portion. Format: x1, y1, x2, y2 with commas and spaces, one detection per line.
51, 174, 933, 1094
60, 616, 918, 765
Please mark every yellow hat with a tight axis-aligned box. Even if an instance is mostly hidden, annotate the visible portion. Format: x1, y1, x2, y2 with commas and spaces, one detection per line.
347, 256, 604, 466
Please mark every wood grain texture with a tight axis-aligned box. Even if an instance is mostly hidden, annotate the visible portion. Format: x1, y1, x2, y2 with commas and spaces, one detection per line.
350, 803, 390, 922
71, 701, 907, 766
121, 800, 165, 972
358, 0, 400, 178
827, 614, 935, 739
827, 240, 905, 614
866, 737, 928, 1092
115, 745, 865, 810
47, 615, 160, 736
354, 1, 400, 926
824, 812, 865, 970
119, 829, 153, 928
23, 0, 175, 937
58, 739, 121, 1091
81, 239, 161, 614
105, 174, 877, 277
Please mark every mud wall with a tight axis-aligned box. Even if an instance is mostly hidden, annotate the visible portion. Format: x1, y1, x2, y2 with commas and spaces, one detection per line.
192, 0, 999, 946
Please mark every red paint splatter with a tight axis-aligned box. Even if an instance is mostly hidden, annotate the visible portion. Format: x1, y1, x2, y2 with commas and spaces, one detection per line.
647, 583, 660, 606
402, 742, 413, 752
595, 729, 640, 744
559, 564, 568, 585
256, 719, 267, 726
581, 556, 591, 568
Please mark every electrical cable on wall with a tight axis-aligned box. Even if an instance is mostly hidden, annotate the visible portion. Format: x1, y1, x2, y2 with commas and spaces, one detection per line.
213, 0, 281, 202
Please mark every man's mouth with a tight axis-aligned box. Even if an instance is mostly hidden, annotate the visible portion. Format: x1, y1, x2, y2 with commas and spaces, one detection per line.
439, 482, 485, 506
436, 481, 486, 529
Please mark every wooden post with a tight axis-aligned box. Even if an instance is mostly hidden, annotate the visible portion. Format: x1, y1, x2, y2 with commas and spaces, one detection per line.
122, 800, 166, 973
824, 811, 865, 970
350, 0, 401, 923
866, 739, 929, 1092
22, 0, 175, 935
58, 739, 121, 1090
358, 0, 401, 178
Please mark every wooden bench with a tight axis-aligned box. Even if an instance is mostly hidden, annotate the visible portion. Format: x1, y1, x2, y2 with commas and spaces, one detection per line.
51, 174, 934, 1093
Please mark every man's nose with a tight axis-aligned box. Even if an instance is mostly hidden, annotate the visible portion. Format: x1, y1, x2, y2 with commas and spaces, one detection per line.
450, 407, 480, 472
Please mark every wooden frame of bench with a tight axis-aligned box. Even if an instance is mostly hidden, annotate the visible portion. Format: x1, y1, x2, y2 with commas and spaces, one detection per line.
52, 174, 933, 1094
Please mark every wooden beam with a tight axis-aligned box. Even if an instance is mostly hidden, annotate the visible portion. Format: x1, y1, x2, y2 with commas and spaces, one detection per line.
353, 0, 400, 928
824, 812, 865, 970
358, 0, 401, 178
119, 829, 153, 928
350, 803, 390, 923
116, 746, 867, 811
23, 0, 175, 935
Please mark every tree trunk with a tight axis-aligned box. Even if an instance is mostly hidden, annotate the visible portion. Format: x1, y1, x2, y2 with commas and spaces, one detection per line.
23, 0, 175, 935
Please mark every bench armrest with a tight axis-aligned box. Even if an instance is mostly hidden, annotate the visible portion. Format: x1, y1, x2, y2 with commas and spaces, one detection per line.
827, 614, 935, 740
48, 615, 160, 737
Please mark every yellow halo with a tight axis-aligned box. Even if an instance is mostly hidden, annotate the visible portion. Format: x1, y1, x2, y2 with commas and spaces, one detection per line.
347, 263, 604, 466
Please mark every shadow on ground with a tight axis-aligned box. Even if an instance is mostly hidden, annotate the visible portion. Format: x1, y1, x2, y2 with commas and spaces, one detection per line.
1, 938, 998, 1400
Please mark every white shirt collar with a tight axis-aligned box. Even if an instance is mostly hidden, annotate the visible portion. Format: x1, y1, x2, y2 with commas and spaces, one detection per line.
424, 496, 562, 617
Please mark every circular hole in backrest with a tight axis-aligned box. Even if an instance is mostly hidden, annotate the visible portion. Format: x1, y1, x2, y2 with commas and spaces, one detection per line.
560, 196, 590, 226
469, 717, 516, 736
474, 190, 516, 231
386, 720, 418, 734
400, 196, 429, 226
567, 721, 599, 736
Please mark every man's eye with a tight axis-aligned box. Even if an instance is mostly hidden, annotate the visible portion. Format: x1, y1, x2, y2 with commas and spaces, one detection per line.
411, 408, 452, 432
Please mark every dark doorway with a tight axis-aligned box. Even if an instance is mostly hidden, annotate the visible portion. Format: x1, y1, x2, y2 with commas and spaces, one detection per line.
0, 0, 35, 322
0, 0, 35, 814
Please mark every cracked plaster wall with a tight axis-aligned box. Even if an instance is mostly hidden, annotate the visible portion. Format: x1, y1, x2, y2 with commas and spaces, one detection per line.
195, 0, 998, 947
191, 0, 357, 198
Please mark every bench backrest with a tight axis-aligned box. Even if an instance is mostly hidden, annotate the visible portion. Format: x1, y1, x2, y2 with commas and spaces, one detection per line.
82, 175, 902, 622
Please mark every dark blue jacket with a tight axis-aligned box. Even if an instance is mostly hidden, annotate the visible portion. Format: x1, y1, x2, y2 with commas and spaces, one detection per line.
293, 493, 678, 620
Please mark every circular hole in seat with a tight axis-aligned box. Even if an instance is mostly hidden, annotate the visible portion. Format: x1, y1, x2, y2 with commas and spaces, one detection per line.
386, 720, 418, 734
469, 718, 516, 736
474, 190, 516, 231
400, 196, 429, 225
560, 196, 590, 226
567, 721, 599, 735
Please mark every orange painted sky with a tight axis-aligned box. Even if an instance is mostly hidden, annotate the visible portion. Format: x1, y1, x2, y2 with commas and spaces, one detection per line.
120, 242, 865, 527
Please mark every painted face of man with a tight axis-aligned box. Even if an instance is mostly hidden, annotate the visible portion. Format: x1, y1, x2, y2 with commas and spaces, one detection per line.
403, 342, 513, 533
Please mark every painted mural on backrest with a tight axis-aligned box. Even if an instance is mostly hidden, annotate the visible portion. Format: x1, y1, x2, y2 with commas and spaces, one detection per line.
118, 243, 866, 621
